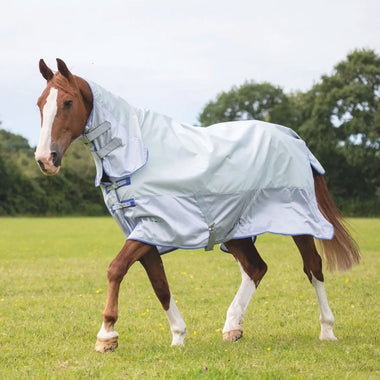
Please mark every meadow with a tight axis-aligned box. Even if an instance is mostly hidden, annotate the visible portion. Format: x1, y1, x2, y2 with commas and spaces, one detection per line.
0, 217, 378, 379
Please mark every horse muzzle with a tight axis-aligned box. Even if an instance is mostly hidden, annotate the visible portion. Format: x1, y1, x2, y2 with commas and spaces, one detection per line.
35, 151, 62, 176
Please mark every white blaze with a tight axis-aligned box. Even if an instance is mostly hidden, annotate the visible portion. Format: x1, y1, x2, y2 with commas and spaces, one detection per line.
35, 87, 58, 161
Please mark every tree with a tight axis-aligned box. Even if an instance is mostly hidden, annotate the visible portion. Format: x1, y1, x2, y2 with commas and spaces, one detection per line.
298, 49, 379, 148
0, 129, 30, 153
0, 128, 107, 216
297, 49, 380, 204
0, 149, 44, 215
199, 81, 294, 126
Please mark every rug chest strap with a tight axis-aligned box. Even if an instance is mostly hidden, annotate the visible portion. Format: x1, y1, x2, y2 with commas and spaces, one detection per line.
96, 138, 122, 158
85, 121, 111, 141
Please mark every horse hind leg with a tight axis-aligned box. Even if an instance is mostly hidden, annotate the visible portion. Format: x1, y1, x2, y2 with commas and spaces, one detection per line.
222, 238, 267, 342
139, 249, 186, 346
222, 261, 257, 342
292, 235, 338, 341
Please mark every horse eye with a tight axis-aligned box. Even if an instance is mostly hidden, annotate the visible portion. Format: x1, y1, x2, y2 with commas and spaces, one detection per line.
64, 100, 73, 109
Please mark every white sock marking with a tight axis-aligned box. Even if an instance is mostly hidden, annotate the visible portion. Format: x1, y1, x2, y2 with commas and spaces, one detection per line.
165, 294, 186, 346
223, 261, 256, 333
96, 322, 119, 340
311, 273, 338, 341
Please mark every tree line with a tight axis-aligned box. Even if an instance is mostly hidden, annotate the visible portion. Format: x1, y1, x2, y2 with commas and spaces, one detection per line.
0, 130, 107, 216
0, 49, 379, 216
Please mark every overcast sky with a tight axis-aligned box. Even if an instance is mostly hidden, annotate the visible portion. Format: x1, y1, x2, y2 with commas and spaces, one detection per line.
0, 0, 379, 146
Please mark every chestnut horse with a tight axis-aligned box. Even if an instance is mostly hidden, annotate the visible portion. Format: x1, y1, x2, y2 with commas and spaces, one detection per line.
35, 59, 359, 352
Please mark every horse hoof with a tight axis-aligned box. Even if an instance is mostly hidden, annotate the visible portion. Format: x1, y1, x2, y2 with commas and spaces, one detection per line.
223, 330, 243, 342
171, 333, 185, 346
319, 325, 338, 341
95, 337, 119, 352
319, 332, 338, 341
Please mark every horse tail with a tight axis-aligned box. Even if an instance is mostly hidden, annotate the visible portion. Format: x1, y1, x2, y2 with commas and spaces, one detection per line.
313, 170, 360, 272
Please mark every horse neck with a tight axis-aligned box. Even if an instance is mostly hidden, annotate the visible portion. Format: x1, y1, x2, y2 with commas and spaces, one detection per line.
75, 75, 93, 122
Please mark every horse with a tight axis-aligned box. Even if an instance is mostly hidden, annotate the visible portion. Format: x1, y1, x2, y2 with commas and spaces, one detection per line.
35, 58, 360, 353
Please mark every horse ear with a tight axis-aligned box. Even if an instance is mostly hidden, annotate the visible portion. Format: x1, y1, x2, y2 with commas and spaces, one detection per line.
39, 59, 54, 81
56, 58, 73, 80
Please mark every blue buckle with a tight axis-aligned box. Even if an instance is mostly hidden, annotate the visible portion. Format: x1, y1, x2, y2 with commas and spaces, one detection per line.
105, 177, 131, 194
110, 198, 136, 214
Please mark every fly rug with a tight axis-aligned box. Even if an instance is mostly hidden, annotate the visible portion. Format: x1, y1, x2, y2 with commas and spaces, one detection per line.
35, 59, 360, 352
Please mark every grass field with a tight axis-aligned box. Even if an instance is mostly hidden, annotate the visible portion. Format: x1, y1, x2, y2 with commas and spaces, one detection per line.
0, 217, 379, 379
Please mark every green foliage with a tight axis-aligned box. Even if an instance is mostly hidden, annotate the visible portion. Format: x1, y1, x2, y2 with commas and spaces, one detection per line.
0, 217, 378, 378
0, 129, 30, 153
297, 49, 380, 203
0, 131, 107, 216
323, 49, 379, 148
199, 81, 294, 126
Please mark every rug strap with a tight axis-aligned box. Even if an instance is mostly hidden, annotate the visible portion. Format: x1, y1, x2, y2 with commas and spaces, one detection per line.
205, 223, 216, 251
85, 121, 111, 141
96, 138, 122, 158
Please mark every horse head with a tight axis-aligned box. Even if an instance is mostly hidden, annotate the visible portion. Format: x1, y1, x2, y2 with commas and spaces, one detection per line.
35, 58, 93, 175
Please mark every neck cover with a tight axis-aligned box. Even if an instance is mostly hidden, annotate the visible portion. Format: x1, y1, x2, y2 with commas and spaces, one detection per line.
83, 80, 148, 186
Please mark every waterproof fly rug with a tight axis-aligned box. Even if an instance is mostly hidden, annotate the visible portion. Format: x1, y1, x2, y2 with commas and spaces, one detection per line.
82, 82, 333, 253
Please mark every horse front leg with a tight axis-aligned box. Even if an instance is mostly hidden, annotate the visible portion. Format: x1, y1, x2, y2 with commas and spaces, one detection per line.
293, 235, 338, 341
223, 238, 267, 342
139, 249, 187, 346
95, 240, 153, 352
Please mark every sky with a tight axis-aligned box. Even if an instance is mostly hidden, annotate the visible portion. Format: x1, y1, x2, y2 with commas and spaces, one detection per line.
0, 0, 379, 147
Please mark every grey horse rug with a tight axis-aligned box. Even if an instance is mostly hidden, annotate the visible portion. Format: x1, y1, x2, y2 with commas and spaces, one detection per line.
82, 81, 334, 253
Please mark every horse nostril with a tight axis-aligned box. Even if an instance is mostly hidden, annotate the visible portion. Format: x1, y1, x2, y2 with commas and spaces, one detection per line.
51, 152, 61, 167
37, 160, 46, 172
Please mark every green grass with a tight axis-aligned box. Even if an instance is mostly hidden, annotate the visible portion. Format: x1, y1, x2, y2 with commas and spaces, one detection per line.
0, 217, 379, 379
